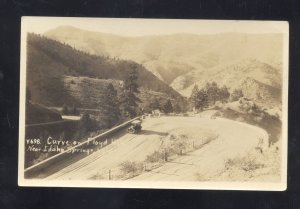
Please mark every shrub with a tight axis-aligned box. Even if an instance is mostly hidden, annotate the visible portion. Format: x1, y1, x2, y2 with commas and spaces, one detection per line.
145, 151, 165, 163
213, 111, 222, 117
89, 172, 105, 180
231, 89, 244, 101
119, 161, 143, 175
171, 141, 188, 155
225, 155, 264, 171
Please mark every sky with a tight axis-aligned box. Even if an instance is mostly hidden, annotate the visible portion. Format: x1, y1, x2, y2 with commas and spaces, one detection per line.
22, 17, 289, 37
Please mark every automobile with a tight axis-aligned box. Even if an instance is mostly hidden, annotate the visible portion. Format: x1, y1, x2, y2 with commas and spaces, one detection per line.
127, 120, 142, 134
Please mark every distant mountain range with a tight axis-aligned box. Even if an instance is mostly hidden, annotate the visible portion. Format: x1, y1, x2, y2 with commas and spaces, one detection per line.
44, 26, 283, 107
26, 33, 185, 109
171, 59, 282, 105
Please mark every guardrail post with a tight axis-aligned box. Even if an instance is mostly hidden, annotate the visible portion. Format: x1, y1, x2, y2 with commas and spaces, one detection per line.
108, 169, 111, 180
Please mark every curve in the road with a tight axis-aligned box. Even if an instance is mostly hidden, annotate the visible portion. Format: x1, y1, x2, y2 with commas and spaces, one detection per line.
46, 116, 268, 181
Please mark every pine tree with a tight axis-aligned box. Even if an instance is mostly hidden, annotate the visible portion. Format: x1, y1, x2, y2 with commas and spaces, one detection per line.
205, 82, 220, 105
197, 89, 209, 111
219, 85, 230, 103
101, 83, 121, 128
149, 98, 161, 111
120, 67, 140, 118
163, 99, 173, 114
189, 84, 200, 109
173, 102, 181, 114
189, 84, 209, 111
231, 89, 244, 101
125, 67, 139, 94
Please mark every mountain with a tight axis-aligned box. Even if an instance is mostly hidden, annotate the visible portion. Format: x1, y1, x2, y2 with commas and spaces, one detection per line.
238, 77, 281, 106
45, 26, 283, 86
171, 59, 282, 105
26, 33, 186, 109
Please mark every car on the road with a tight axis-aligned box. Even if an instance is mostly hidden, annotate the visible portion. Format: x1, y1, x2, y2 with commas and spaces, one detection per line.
127, 120, 142, 134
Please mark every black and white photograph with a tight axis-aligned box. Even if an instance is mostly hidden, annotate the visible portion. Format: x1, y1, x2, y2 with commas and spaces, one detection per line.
18, 17, 288, 190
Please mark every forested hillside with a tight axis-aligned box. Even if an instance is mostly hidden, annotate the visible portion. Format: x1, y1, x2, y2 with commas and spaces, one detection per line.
26, 33, 186, 109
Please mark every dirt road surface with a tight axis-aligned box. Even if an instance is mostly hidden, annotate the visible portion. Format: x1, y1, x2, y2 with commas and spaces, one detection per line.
46, 116, 268, 181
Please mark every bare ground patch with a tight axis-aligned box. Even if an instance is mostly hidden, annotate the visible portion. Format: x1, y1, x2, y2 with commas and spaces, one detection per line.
195, 144, 281, 182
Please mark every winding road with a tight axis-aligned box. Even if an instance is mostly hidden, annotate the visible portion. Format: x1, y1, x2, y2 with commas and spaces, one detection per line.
46, 115, 268, 181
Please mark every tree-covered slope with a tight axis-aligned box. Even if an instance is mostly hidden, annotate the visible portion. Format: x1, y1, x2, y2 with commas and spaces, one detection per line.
26, 33, 185, 108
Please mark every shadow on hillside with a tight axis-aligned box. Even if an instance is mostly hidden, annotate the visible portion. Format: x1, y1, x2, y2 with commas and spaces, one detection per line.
140, 130, 168, 136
